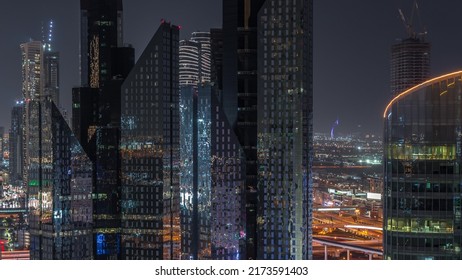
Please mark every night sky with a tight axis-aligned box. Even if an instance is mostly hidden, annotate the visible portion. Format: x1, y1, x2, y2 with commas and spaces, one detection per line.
1, 0, 462, 135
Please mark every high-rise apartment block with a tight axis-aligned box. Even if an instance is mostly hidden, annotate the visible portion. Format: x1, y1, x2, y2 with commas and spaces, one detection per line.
191, 32, 211, 84
179, 32, 211, 87
179, 40, 201, 86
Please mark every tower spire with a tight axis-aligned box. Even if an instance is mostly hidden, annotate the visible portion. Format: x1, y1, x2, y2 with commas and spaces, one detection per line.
42, 20, 54, 51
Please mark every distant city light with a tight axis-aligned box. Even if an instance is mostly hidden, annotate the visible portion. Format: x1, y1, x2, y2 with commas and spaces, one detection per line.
345, 225, 382, 231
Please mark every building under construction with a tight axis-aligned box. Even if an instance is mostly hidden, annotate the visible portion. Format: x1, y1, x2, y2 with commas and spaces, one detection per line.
390, 1, 430, 97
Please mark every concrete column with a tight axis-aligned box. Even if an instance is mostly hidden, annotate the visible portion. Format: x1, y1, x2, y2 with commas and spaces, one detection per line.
347, 250, 350, 260
324, 245, 328, 260
369, 254, 372, 260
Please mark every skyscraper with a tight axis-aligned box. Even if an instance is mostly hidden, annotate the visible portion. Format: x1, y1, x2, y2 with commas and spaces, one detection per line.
222, 0, 267, 259
20, 41, 43, 101
120, 21, 180, 260
80, 0, 123, 88
221, 0, 313, 259
179, 27, 245, 259
383, 71, 462, 260
20, 41, 43, 188
179, 32, 211, 87
178, 34, 204, 259
74, 0, 134, 259
191, 32, 211, 84
9, 101, 24, 185
256, 0, 313, 260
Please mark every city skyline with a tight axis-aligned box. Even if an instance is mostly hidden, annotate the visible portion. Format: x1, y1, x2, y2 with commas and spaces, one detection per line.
2, 1, 462, 134
2, 0, 462, 261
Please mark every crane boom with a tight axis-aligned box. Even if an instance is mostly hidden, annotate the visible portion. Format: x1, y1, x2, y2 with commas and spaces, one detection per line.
397, 0, 425, 39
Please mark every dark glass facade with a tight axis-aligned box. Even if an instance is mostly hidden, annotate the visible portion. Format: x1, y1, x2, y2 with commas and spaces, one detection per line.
210, 28, 223, 92
43, 51, 60, 106
28, 100, 93, 259
121, 22, 180, 260
9, 102, 24, 185
72, 87, 99, 156
93, 126, 122, 258
222, 0, 266, 260
384, 71, 462, 259
210, 90, 246, 260
257, 0, 313, 260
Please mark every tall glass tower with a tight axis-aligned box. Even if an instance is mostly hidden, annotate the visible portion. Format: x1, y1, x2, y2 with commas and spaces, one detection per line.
222, 0, 313, 259
257, 0, 313, 260
222, 0, 267, 260
20, 41, 43, 191
384, 71, 462, 260
121, 21, 180, 260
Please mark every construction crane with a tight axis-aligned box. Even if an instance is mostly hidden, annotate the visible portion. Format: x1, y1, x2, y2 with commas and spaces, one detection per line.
398, 0, 427, 39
